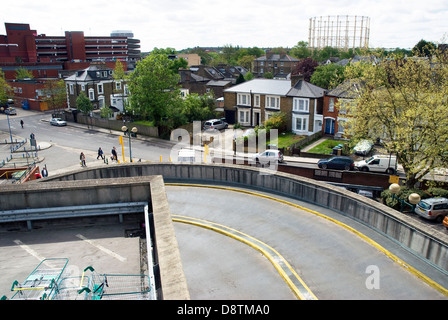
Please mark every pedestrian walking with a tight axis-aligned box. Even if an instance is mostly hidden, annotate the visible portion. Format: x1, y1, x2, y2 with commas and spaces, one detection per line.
80, 152, 86, 167
97, 147, 104, 160
41, 165, 48, 177
111, 147, 118, 162
20, 119, 24, 128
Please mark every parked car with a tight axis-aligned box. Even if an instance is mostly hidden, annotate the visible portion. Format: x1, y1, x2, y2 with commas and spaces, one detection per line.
253, 149, 284, 164
353, 139, 373, 156
5, 107, 16, 115
50, 118, 67, 126
443, 216, 448, 230
318, 156, 354, 171
203, 119, 228, 131
414, 197, 448, 222
355, 155, 397, 174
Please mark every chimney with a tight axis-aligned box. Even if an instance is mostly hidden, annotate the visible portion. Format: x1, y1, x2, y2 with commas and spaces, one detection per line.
291, 74, 304, 87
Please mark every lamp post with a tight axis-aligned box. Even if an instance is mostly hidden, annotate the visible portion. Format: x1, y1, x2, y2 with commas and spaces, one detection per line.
122, 125, 137, 162
0, 106, 13, 144
389, 183, 421, 212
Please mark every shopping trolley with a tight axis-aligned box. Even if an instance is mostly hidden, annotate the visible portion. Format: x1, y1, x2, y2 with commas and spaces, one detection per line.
9, 258, 68, 300
78, 266, 151, 300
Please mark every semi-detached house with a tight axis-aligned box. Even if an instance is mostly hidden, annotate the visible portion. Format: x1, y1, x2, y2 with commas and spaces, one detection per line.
223, 75, 325, 135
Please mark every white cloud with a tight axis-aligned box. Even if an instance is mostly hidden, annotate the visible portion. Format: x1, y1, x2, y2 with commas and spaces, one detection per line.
1, 0, 447, 51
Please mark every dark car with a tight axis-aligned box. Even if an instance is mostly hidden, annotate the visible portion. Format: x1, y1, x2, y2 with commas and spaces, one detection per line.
318, 156, 354, 171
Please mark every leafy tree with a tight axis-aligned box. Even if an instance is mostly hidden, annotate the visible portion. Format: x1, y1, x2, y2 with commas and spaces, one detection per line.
341, 53, 448, 188
244, 72, 254, 81
263, 72, 273, 79
262, 112, 287, 132
290, 41, 311, 59
237, 55, 256, 71
112, 60, 129, 114
0, 68, 11, 105
310, 63, 345, 89
76, 91, 93, 114
235, 74, 245, 84
412, 39, 436, 57
43, 79, 67, 114
15, 67, 33, 80
182, 93, 216, 123
127, 49, 181, 127
291, 57, 319, 82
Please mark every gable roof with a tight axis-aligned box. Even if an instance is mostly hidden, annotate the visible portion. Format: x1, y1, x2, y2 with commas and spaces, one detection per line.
326, 79, 364, 99
287, 79, 325, 98
224, 79, 292, 96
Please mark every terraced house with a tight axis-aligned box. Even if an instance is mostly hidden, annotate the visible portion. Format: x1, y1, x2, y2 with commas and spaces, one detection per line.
223, 75, 325, 135
64, 64, 128, 113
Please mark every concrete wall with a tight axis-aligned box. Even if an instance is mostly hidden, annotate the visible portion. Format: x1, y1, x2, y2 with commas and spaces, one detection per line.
42, 163, 448, 273
0, 176, 190, 300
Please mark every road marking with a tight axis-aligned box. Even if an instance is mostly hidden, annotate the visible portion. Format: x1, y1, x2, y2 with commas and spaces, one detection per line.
166, 183, 448, 297
172, 214, 317, 300
13, 240, 45, 262
75, 234, 127, 262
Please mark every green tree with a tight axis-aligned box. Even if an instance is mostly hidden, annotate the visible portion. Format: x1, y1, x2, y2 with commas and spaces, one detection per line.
43, 79, 67, 114
15, 67, 33, 80
310, 63, 345, 89
412, 39, 436, 57
128, 49, 181, 127
341, 53, 448, 188
112, 60, 128, 114
290, 41, 311, 59
182, 93, 216, 123
76, 91, 93, 114
0, 68, 11, 105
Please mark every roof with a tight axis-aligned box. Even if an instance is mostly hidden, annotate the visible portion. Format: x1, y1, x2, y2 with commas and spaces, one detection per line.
224, 79, 292, 95
64, 65, 113, 82
255, 54, 299, 62
326, 79, 364, 99
224, 78, 325, 98
207, 80, 232, 87
286, 79, 325, 98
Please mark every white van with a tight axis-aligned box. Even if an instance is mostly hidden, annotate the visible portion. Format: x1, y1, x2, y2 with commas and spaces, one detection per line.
355, 155, 397, 174
178, 149, 196, 162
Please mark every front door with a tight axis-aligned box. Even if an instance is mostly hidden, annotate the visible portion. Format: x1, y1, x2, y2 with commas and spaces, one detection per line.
324, 118, 335, 135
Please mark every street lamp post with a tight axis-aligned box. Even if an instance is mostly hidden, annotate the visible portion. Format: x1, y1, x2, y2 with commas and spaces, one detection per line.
122, 125, 138, 162
389, 183, 421, 212
0, 107, 13, 144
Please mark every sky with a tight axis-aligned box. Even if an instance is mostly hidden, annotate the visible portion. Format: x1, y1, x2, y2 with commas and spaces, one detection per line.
1, 0, 447, 52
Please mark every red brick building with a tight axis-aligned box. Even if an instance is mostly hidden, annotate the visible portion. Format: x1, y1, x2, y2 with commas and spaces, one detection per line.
0, 23, 140, 80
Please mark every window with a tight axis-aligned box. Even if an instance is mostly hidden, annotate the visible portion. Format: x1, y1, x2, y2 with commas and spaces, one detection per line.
293, 98, 309, 112
239, 109, 250, 124
329, 98, 334, 112
115, 81, 122, 90
254, 95, 260, 107
293, 115, 308, 132
266, 95, 280, 109
98, 96, 105, 108
69, 84, 74, 95
97, 83, 104, 94
88, 88, 95, 100
81, 84, 86, 91
237, 93, 251, 106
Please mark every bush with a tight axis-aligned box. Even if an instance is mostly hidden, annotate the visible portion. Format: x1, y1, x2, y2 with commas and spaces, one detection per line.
426, 187, 448, 198
381, 187, 425, 211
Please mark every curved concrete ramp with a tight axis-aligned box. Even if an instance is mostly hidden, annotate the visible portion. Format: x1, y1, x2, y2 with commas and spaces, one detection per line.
167, 184, 448, 300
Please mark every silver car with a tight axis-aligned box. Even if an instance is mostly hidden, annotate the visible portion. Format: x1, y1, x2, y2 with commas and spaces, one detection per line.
50, 118, 67, 126
203, 119, 228, 131
252, 149, 284, 164
414, 197, 448, 222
